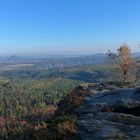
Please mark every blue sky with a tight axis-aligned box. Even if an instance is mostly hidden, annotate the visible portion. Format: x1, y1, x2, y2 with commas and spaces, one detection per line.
0, 0, 140, 55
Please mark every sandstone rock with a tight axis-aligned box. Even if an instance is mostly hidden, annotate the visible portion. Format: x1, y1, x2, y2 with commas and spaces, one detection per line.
74, 87, 140, 140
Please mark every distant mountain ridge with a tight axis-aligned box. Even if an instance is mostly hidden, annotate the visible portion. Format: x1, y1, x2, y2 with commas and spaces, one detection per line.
0, 53, 139, 66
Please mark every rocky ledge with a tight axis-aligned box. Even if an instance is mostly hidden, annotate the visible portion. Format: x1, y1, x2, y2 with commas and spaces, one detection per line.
74, 85, 140, 140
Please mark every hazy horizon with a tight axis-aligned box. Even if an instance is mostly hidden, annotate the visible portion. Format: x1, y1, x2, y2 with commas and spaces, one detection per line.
0, 0, 140, 55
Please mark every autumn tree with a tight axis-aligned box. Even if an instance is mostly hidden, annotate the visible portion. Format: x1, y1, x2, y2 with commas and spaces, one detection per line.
107, 43, 136, 84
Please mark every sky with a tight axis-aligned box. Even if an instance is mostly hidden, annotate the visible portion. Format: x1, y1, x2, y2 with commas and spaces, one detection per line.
0, 0, 140, 55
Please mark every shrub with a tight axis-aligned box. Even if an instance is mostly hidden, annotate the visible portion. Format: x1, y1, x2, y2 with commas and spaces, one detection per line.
57, 86, 90, 115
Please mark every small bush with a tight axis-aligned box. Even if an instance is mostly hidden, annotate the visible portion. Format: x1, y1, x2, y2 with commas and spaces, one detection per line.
57, 86, 90, 115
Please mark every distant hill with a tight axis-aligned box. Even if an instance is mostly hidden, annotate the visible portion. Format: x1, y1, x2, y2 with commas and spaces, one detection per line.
5, 55, 31, 63
6, 55, 20, 61
132, 52, 140, 58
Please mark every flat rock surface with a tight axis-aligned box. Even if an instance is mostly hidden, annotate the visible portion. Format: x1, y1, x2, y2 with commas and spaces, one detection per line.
74, 86, 140, 140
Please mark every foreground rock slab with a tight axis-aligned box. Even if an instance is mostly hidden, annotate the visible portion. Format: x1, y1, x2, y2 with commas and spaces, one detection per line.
74, 87, 140, 140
